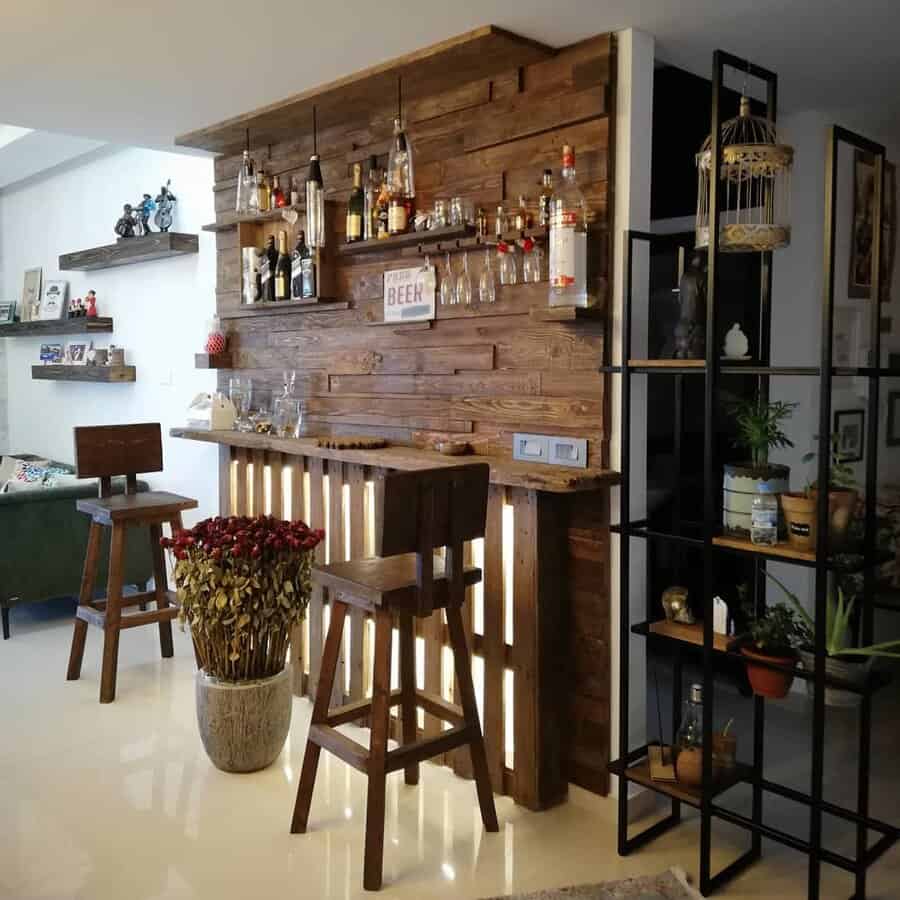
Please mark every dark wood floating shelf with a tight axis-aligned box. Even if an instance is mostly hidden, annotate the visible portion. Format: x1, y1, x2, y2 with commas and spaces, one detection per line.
219, 298, 349, 320
531, 305, 605, 323
195, 351, 233, 369
337, 224, 476, 256
0, 317, 114, 338
32, 365, 136, 383
202, 204, 305, 233
611, 757, 753, 809
59, 232, 199, 271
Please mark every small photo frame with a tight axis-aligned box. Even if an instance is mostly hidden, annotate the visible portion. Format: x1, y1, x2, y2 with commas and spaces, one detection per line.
22, 268, 42, 322
39, 343, 63, 364
66, 342, 87, 364
0, 300, 15, 324
834, 409, 865, 462
39, 280, 68, 320
887, 392, 900, 448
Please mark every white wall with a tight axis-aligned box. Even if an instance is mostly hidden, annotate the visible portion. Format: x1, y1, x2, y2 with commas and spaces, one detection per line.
0, 146, 219, 525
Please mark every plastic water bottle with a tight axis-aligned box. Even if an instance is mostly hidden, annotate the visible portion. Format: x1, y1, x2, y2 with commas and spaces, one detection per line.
750, 484, 778, 546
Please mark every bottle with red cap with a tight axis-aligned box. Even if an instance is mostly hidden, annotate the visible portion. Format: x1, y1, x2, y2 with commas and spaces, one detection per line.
548, 144, 590, 307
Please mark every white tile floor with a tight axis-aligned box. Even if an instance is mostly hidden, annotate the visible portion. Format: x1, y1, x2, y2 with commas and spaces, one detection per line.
1, 603, 897, 899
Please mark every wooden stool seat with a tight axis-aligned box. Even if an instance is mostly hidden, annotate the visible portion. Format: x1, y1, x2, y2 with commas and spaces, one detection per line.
291, 464, 498, 892
66, 424, 197, 703
313, 553, 482, 610
77, 490, 197, 523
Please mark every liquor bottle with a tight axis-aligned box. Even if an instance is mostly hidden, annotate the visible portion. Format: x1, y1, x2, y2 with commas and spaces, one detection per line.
538, 168, 553, 227
375, 171, 390, 239
305, 154, 325, 248
265, 235, 278, 301
257, 168, 271, 213
259, 249, 272, 303
364, 155, 381, 241
548, 144, 589, 307
272, 175, 287, 209
235, 149, 255, 214
346, 162, 364, 243
495, 205, 507, 238
476, 207, 488, 239
387, 116, 415, 233
289, 175, 300, 207
514, 195, 532, 231
292, 229, 316, 299
274, 230, 291, 300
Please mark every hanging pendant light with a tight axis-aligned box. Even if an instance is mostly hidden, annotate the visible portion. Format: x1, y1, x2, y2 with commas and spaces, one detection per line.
306, 105, 325, 248
696, 95, 793, 253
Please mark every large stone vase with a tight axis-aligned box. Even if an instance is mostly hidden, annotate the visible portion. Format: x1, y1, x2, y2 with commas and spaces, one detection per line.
195, 667, 292, 773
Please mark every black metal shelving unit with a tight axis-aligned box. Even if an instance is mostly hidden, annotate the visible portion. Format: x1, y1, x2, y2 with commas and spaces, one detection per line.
607, 50, 899, 898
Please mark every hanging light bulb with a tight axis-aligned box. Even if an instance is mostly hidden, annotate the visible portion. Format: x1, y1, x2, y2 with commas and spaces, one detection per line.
306, 105, 325, 248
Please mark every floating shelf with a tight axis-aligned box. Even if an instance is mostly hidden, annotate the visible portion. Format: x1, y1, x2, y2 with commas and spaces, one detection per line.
59, 232, 199, 271
195, 352, 233, 369
0, 317, 114, 338
219, 298, 349, 320
337, 224, 476, 256
32, 365, 135, 383
712, 534, 815, 563
610, 757, 753, 809
531, 305, 605, 323
642, 619, 732, 653
202, 204, 305, 233
628, 358, 706, 368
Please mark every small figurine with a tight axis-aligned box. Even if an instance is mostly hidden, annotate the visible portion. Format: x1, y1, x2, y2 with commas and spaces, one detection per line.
133, 194, 155, 236
154, 180, 177, 232
86, 342, 97, 366
661, 586, 695, 624
723, 323, 749, 359
115, 204, 136, 239
672, 252, 708, 359
85, 290, 98, 318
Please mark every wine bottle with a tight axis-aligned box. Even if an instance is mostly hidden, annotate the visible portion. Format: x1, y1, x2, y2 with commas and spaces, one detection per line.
387, 116, 415, 234
275, 230, 291, 300
375, 171, 390, 239
235, 149, 255, 214
292, 229, 316, 299
346, 162, 364, 242
272, 175, 287, 209
548, 145, 589, 307
539, 168, 553, 227
364, 155, 380, 241
265, 235, 278, 302
515, 195, 532, 231
257, 168, 271, 213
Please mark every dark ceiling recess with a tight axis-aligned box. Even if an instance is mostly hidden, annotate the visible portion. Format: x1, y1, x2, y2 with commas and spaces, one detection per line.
651, 64, 762, 222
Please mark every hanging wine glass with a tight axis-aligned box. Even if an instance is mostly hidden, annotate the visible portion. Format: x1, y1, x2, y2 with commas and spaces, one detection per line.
479, 248, 496, 304
440, 251, 456, 306
522, 238, 540, 283
456, 251, 473, 306
499, 241, 517, 286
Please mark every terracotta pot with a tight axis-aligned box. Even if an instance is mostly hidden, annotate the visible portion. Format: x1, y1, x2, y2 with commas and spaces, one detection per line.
781, 491, 817, 550
722, 462, 790, 536
741, 646, 796, 699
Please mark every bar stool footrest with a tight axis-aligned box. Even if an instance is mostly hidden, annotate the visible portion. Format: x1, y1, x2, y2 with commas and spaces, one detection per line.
77, 591, 179, 629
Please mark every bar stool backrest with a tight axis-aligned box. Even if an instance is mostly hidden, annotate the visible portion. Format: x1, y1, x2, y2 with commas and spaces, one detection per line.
73, 423, 163, 498
376, 463, 489, 616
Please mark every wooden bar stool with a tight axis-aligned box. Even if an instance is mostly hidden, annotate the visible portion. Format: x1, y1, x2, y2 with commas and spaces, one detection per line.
66, 423, 198, 703
290, 463, 499, 891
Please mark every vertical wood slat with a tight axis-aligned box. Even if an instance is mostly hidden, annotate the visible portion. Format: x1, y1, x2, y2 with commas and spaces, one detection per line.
452, 539, 476, 779
327, 461, 347, 707
346, 464, 367, 707
251, 449, 265, 516
219, 445, 232, 517
289, 455, 307, 696
481, 484, 506, 793
269, 452, 283, 519
307, 457, 326, 699
234, 448, 249, 515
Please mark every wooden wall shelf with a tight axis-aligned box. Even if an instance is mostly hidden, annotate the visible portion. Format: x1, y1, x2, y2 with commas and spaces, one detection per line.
337, 224, 476, 256
0, 317, 114, 337
531, 306, 605, 323
195, 352, 233, 369
202, 204, 304, 233
59, 232, 199, 271
219, 298, 349, 320
32, 365, 136, 383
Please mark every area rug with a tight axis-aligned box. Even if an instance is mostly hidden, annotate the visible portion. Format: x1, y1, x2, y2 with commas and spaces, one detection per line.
480, 867, 703, 900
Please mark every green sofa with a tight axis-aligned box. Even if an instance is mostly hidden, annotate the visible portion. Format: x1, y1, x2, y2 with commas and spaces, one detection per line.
0, 462, 154, 639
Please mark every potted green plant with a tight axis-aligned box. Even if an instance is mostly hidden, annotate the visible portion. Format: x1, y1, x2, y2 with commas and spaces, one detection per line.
723, 397, 795, 535
164, 514, 324, 772
739, 601, 805, 698
764, 570, 900, 707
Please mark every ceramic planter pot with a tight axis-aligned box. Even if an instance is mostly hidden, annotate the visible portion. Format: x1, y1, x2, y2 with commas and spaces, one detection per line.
740, 646, 796, 698
723, 463, 790, 536
781, 491, 817, 550
797, 650, 872, 708
810, 488, 857, 547
195, 667, 292, 773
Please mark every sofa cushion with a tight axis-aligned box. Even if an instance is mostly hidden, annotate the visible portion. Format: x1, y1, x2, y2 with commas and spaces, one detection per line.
10, 460, 48, 485
0, 457, 20, 485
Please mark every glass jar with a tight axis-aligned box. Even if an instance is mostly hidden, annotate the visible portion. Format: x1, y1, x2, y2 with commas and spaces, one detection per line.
751, 484, 778, 546
433, 199, 450, 228
450, 197, 465, 226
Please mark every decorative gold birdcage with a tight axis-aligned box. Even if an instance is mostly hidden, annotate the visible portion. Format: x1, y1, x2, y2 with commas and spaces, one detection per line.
696, 96, 793, 252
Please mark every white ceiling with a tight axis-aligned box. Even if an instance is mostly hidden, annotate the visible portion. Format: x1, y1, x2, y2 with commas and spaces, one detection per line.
1, 0, 899, 154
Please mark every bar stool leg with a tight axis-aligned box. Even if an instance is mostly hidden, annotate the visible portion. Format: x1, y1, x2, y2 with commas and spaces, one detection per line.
364, 606, 393, 891
446, 601, 499, 832
67, 521, 104, 681
398, 610, 419, 785
149, 523, 174, 659
99, 523, 126, 703
291, 600, 348, 834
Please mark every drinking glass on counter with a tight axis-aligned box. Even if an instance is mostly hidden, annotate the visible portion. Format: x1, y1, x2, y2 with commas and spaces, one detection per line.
249, 389, 273, 434
274, 397, 303, 438
456, 251, 473, 306
229, 376, 251, 432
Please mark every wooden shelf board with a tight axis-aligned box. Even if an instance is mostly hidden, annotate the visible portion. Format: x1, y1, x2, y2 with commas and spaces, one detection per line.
629, 359, 705, 368
337, 224, 476, 257
170, 428, 620, 494
59, 233, 199, 271
202, 204, 305, 233
618, 758, 752, 809
0, 317, 114, 338
647, 620, 731, 653
219, 298, 349, 320
195, 352, 233, 369
175, 26, 553, 154
32, 365, 135, 383
531, 305, 605, 323
712, 534, 816, 563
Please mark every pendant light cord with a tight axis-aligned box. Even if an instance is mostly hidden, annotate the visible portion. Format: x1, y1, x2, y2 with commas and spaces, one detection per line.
312, 105, 318, 156
397, 76, 402, 121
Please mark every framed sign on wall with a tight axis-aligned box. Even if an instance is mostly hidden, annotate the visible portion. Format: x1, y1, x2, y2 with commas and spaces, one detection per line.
383, 265, 436, 324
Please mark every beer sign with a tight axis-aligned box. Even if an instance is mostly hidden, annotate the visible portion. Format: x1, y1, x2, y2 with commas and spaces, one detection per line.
383, 265, 436, 323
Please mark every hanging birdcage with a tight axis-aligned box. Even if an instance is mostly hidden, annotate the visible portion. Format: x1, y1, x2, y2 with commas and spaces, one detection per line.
696, 96, 793, 253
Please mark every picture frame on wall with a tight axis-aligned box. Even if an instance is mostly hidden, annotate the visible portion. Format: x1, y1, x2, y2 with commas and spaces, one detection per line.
39, 343, 63, 364
0, 301, 16, 324
887, 392, 900, 448
38, 281, 68, 320
21, 267, 42, 322
834, 409, 865, 462
66, 342, 87, 364
849, 151, 897, 300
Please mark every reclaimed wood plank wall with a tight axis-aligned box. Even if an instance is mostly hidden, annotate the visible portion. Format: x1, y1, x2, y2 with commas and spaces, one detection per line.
211, 33, 614, 802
